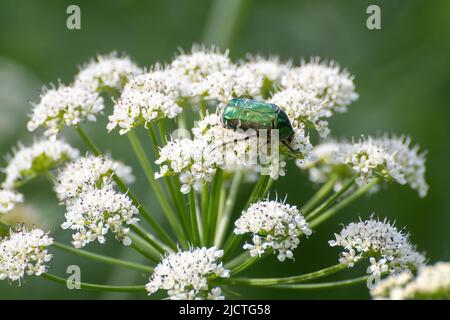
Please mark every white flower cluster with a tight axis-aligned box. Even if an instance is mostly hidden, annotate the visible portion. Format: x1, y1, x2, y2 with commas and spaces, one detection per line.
299, 135, 428, 197
155, 137, 217, 194
107, 68, 183, 134
54, 154, 134, 202
371, 262, 450, 300
234, 199, 312, 261
27, 84, 104, 138
329, 217, 425, 276
2, 139, 79, 189
75, 52, 142, 92
268, 58, 358, 138
145, 247, 230, 300
281, 57, 358, 112
55, 155, 137, 248
62, 184, 139, 248
0, 189, 24, 214
0, 226, 53, 282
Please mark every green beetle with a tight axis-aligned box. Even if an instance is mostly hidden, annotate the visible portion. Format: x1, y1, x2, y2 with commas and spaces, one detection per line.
221, 98, 295, 151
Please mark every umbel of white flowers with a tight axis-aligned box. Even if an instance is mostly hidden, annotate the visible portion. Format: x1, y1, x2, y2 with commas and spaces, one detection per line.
300, 135, 428, 197
329, 217, 425, 276
234, 199, 312, 261
371, 262, 450, 300
145, 247, 230, 300
0, 226, 53, 283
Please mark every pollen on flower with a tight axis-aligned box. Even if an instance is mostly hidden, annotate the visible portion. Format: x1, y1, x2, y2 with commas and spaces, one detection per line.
27, 84, 104, 138
0, 226, 53, 283
54, 154, 134, 203
145, 247, 230, 300
0, 189, 24, 214
281, 57, 358, 112
107, 68, 183, 134
62, 183, 139, 248
75, 52, 142, 92
234, 199, 312, 262
2, 138, 79, 189
371, 262, 450, 300
329, 217, 425, 276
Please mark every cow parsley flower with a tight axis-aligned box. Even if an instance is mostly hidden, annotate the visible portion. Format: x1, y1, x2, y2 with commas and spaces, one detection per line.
270, 88, 332, 137
0, 189, 24, 214
234, 199, 312, 261
27, 84, 104, 138
75, 52, 142, 92
300, 136, 428, 197
170, 45, 233, 98
62, 183, 139, 248
329, 217, 425, 276
155, 137, 218, 194
107, 68, 183, 134
371, 262, 450, 300
0, 226, 53, 282
145, 247, 229, 300
54, 155, 134, 203
281, 57, 358, 112
2, 139, 79, 189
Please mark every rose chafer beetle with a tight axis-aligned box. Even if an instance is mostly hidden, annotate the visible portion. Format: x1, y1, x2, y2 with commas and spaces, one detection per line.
221, 98, 295, 151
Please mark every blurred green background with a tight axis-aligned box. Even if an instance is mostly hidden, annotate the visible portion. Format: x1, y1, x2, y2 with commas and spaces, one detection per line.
0, 0, 449, 299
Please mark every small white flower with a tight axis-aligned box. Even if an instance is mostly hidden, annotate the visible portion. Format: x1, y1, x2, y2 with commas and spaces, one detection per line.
27, 84, 104, 138
2, 139, 79, 189
371, 262, 450, 300
170, 45, 233, 98
75, 52, 142, 92
0, 226, 53, 282
54, 154, 134, 203
62, 183, 139, 248
145, 247, 229, 300
329, 217, 425, 276
107, 68, 183, 134
234, 199, 312, 261
0, 189, 24, 214
281, 57, 358, 112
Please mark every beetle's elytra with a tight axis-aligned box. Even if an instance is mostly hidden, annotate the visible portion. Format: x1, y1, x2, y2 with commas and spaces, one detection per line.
221, 98, 295, 146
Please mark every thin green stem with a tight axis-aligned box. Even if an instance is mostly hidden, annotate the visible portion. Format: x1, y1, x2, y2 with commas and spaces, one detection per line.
75, 126, 100, 156
129, 224, 167, 254
201, 183, 209, 246
127, 131, 185, 242
42, 273, 145, 292
130, 242, 159, 263
221, 263, 347, 286
189, 189, 201, 246
215, 171, 242, 247
157, 121, 168, 145
52, 242, 153, 273
230, 255, 259, 275
302, 175, 338, 215
75, 126, 176, 250
306, 175, 358, 221
207, 170, 224, 245
272, 275, 371, 290
310, 178, 380, 228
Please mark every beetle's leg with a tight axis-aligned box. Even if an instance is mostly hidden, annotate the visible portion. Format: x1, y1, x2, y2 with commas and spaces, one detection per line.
211, 133, 258, 153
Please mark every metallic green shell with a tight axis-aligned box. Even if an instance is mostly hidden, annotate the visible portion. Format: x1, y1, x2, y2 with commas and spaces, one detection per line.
221, 98, 295, 142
